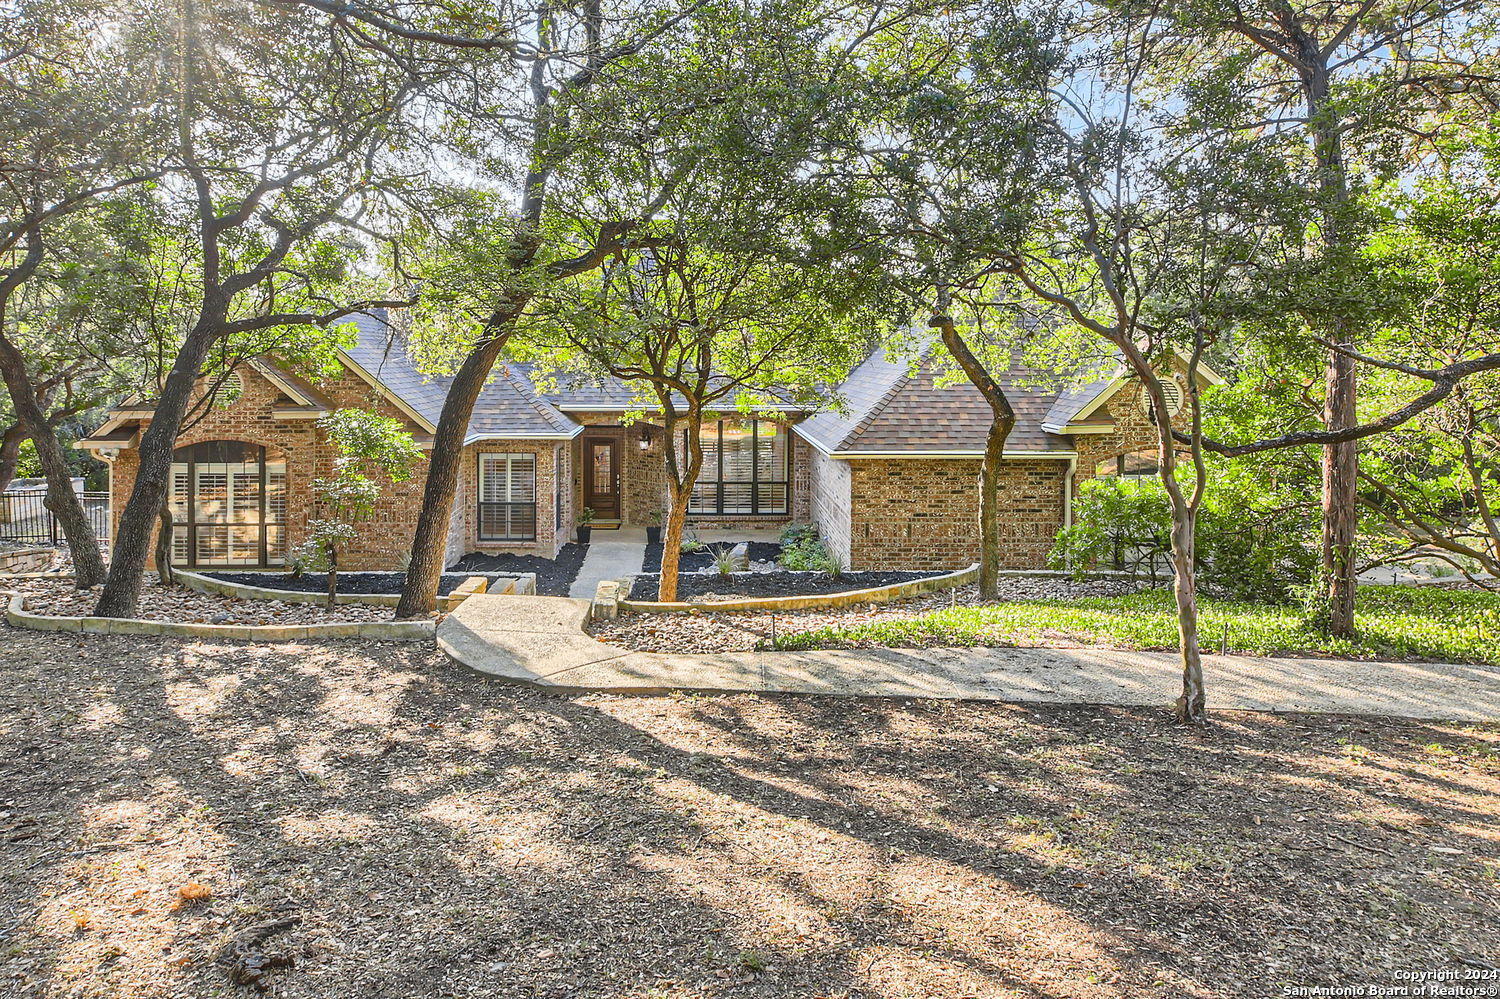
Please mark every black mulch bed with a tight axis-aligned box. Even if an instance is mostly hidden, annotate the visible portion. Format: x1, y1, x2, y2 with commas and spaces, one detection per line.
629, 568, 943, 602
449, 543, 588, 597
207, 570, 516, 596
643, 540, 783, 573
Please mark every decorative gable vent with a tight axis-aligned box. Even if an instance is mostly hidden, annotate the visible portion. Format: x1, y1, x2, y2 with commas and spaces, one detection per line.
1140, 376, 1185, 418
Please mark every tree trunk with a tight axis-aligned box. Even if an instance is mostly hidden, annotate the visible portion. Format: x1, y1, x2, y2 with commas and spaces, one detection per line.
95, 329, 216, 616
930, 308, 1015, 599
659, 478, 692, 603
0, 422, 24, 495
977, 416, 1014, 599
0, 334, 107, 588
327, 547, 338, 609
395, 328, 515, 618
155, 497, 174, 586
1168, 505, 1206, 725
1321, 349, 1358, 634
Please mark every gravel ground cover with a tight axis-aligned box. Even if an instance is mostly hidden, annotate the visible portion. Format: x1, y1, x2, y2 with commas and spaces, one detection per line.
597, 578, 1144, 653
207, 571, 514, 597
8, 577, 411, 625
644, 541, 784, 573
450, 544, 589, 596
1, 628, 1496, 998
629, 569, 946, 603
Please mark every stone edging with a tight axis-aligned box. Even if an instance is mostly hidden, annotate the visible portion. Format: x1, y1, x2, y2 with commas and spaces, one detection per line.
2, 588, 433, 642
615, 563, 979, 615
0, 547, 55, 574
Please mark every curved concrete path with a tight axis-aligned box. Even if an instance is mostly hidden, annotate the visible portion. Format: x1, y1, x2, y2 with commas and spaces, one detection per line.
437, 594, 1500, 720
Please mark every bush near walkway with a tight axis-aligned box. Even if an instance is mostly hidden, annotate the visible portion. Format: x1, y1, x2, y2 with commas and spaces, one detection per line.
775, 585, 1500, 665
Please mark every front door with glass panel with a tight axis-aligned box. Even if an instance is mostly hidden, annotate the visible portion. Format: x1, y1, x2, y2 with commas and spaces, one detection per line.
169, 441, 286, 567
583, 438, 620, 520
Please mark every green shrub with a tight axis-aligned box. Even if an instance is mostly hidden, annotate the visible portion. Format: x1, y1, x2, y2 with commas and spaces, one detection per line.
778, 527, 831, 571
1050, 475, 1317, 603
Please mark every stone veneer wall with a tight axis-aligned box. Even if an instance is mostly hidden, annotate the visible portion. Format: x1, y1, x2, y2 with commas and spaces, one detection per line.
846, 458, 1069, 571
109, 363, 432, 572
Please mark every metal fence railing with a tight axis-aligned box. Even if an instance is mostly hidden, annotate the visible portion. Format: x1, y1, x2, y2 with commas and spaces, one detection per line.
0, 488, 110, 545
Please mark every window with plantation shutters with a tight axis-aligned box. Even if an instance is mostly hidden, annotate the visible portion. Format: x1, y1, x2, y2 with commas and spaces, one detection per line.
684, 419, 790, 516
478, 454, 537, 541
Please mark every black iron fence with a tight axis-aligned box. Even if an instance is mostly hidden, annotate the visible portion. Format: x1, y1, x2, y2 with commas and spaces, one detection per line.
0, 488, 111, 545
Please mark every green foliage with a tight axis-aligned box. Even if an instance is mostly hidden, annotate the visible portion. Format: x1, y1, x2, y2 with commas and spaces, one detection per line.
290, 410, 420, 577
777, 528, 832, 572
708, 544, 737, 577
1051, 474, 1318, 603
772, 585, 1500, 667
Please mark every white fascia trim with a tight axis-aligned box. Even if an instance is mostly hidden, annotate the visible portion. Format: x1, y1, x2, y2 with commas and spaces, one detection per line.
247, 358, 317, 406
829, 449, 1078, 460
1041, 421, 1114, 435
335, 350, 438, 433
555, 403, 803, 413
1071, 352, 1227, 425
463, 430, 581, 444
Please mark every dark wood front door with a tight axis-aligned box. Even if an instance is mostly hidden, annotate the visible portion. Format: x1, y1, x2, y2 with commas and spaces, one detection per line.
584, 438, 620, 519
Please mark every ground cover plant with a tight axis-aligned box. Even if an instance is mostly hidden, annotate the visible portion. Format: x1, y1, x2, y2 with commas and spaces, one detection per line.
772, 585, 1500, 666
1, 629, 1495, 998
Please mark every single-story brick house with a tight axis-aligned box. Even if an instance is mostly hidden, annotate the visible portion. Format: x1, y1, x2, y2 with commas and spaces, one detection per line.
77, 312, 1218, 572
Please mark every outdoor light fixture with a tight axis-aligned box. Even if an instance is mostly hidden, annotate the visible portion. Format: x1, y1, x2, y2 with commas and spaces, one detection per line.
638, 427, 651, 451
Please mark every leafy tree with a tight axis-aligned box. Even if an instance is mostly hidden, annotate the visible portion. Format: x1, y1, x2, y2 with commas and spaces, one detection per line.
91, 0, 431, 617
291, 409, 421, 607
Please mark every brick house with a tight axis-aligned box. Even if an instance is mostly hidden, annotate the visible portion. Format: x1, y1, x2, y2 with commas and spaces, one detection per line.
77, 311, 1218, 572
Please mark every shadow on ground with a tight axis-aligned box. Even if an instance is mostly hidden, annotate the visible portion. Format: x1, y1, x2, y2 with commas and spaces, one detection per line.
1, 628, 1496, 998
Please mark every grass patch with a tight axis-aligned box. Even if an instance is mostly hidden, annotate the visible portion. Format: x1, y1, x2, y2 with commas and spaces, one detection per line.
769, 585, 1500, 665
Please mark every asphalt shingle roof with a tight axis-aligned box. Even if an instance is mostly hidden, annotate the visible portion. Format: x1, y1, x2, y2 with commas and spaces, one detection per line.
794, 347, 1076, 456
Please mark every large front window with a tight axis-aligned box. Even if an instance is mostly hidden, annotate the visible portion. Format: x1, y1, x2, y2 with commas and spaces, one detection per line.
478, 453, 536, 541
687, 419, 789, 516
169, 441, 287, 567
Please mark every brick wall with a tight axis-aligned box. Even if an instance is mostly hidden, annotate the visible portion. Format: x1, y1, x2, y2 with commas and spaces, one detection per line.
462, 441, 567, 558
807, 446, 852, 564
110, 363, 434, 572
847, 458, 1069, 571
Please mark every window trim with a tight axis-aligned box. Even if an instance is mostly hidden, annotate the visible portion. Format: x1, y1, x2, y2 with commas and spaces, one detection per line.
477, 451, 538, 542
684, 419, 791, 517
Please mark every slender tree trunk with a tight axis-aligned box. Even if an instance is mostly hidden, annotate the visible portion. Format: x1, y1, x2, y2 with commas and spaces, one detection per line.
1168, 503, 1206, 723
656, 406, 702, 604
395, 327, 515, 618
0, 333, 107, 588
155, 497, 174, 586
95, 328, 216, 616
0, 422, 24, 494
659, 478, 692, 603
327, 547, 338, 609
931, 308, 1015, 599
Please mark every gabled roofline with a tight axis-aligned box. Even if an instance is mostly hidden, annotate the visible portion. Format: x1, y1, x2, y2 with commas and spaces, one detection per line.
1067, 350, 1227, 426
464, 429, 582, 444
246, 358, 321, 408
335, 349, 439, 434
791, 425, 1074, 460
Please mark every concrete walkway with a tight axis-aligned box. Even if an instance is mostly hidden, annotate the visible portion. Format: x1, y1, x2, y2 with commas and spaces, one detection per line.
439, 594, 1500, 721
567, 527, 646, 599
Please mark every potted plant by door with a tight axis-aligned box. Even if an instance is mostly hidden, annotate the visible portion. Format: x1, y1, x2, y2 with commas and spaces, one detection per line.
577, 506, 595, 545
645, 508, 664, 545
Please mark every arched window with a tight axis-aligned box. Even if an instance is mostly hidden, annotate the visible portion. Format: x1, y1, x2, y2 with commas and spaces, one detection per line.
169, 441, 287, 567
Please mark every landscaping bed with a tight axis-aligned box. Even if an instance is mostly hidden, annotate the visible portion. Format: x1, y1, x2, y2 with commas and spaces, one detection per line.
449, 543, 588, 596
598, 577, 1143, 652
643, 539, 783, 573
629, 568, 944, 602
2, 628, 1497, 998
208, 570, 515, 597
11, 577, 410, 625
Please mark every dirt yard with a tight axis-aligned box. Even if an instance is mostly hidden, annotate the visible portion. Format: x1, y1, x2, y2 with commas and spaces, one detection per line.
1, 629, 1496, 998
